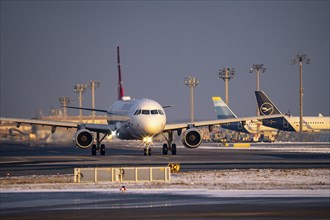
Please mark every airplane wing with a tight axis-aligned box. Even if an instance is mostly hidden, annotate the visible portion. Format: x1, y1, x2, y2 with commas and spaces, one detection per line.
0, 117, 114, 134
163, 114, 286, 132
0, 117, 79, 128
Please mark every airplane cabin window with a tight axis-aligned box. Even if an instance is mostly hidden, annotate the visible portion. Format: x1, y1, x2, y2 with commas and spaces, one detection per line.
151, 110, 158, 115
142, 110, 150, 115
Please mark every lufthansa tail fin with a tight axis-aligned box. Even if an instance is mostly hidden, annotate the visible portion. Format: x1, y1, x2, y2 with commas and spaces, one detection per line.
117, 46, 125, 100
212, 97, 237, 119
255, 91, 282, 115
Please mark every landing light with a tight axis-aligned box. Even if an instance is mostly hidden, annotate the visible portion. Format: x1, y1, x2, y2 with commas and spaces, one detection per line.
143, 137, 153, 144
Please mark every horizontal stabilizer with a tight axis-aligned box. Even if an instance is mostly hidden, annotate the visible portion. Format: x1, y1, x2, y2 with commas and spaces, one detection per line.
65, 106, 108, 113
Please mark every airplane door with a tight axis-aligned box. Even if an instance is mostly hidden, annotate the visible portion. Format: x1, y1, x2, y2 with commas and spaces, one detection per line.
283, 118, 289, 128
238, 122, 243, 129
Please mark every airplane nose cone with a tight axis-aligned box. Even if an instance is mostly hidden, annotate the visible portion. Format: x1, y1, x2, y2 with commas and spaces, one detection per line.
141, 117, 164, 135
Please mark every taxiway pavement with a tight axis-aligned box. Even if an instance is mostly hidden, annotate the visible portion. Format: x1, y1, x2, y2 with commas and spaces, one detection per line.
1, 190, 329, 220
0, 141, 329, 176
1, 141, 329, 219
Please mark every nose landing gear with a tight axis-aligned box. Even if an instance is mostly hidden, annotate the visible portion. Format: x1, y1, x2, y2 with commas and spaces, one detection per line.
143, 137, 152, 156
144, 143, 152, 156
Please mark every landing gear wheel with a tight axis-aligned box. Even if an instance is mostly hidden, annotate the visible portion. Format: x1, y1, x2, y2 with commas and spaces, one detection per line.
144, 147, 151, 156
162, 144, 168, 155
91, 144, 97, 156
171, 143, 177, 155
100, 144, 106, 156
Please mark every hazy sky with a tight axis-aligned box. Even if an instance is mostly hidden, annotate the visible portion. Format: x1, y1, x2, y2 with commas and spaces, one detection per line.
1, 0, 329, 122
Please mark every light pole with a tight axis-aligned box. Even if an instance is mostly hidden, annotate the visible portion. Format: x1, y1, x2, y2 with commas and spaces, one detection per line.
89, 80, 100, 117
249, 64, 267, 116
292, 54, 310, 134
74, 84, 87, 119
184, 76, 199, 123
218, 68, 235, 106
59, 96, 73, 118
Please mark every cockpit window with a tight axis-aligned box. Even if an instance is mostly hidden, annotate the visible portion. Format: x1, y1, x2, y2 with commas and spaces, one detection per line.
151, 110, 158, 115
134, 109, 141, 115
142, 110, 150, 115
158, 110, 164, 115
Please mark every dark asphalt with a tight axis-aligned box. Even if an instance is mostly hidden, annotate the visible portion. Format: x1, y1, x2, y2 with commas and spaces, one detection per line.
0, 142, 329, 176
1, 142, 329, 219
1, 191, 329, 220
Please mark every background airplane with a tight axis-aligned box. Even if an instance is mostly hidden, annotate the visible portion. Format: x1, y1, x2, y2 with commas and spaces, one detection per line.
255, 90, 330, 132
212, 96, 278, 141
0, 47, 283, 156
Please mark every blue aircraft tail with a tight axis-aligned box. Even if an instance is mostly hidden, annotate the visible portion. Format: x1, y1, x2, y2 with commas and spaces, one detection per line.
212, 97, 237, 119
255, 91, 282, 115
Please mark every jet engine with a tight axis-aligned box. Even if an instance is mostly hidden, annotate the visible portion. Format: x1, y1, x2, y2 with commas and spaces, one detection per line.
74, 129, 94, 149
182, 128, 202, 148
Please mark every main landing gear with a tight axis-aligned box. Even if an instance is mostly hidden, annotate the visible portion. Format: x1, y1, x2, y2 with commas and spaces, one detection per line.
162, 143, 176, 155
91, 132, 108, 156
162, 131, 177, 155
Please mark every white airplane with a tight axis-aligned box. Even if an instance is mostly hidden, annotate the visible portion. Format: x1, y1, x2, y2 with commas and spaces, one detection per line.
0, 47, 284, 156
255, 90, 330, 132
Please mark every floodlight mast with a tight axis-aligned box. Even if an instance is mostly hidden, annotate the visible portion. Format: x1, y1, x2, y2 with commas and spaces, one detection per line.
184, 76, 199, 123
59, 97, 73, 118
249, 64, 267, 116
89, 80, 100, 117
218, 68, 235, 106
74, 84, 87, 119
292, 54, 310, 135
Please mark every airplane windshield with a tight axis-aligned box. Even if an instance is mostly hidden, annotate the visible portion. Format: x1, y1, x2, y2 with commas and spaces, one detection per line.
134, 109, 163, 115
142, 110, 150, 115
151, 110, 158, 115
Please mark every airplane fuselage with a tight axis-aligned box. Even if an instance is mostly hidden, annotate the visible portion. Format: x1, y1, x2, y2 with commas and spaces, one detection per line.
221, 121, 277, 134
263, 115, 330, 132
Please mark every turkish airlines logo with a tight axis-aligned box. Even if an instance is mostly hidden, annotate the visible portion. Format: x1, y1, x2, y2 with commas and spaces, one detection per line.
260, 102, 274, 115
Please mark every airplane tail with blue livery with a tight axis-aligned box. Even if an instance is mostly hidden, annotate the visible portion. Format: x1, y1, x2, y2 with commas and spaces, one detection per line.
212, 96, 250, 133
255, 91, 282, 116
212, 96, 280, 136
255, 90, 330, 132
212, 97, 237, 119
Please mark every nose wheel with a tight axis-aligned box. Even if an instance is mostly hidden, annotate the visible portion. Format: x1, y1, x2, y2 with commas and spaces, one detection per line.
144, 143, 151, 156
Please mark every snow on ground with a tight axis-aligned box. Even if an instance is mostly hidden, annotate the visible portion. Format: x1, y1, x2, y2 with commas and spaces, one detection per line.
200, 142, 330, 153
1, 169, 329, 195
247, 146, 330, 153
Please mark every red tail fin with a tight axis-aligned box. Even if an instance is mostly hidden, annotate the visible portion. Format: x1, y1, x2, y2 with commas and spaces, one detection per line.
117, 46, 124, 100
